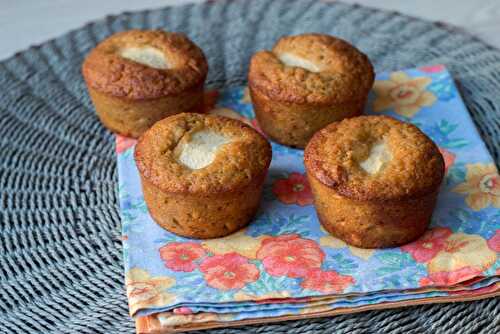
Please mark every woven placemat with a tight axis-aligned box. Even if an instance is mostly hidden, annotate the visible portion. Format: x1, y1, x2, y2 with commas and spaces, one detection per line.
0, 0, 498, 333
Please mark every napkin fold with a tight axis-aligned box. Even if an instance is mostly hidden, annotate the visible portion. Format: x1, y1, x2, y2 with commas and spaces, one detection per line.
117, 65, 500, 333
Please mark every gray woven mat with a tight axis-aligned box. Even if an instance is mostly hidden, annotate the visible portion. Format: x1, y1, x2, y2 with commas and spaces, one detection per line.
0, 0, 499, 333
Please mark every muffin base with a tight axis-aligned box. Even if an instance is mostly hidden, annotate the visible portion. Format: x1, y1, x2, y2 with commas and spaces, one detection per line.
308, 174, 439, 248
88, 86, 204, 138
250, 87, 365, 148
141, 175, 266, 239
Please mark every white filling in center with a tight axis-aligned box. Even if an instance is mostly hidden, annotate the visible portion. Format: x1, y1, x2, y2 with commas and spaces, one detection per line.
120, 46, 168, 69
278, 52, 321, 73
359, 141, 392, 174
177, 130, 231, 169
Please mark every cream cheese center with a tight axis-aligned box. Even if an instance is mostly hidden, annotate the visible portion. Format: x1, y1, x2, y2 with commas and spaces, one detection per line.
278, 52, 321, 73
359, 141, 392, 174
120, 46, 168, 69
177, 130, 231, 169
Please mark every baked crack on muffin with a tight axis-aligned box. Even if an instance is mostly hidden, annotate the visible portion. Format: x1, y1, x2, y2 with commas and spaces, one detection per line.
82, 29, 208, 138
248, 33, 374, 148
135, 113, 272, 239
304, 115, 445, 248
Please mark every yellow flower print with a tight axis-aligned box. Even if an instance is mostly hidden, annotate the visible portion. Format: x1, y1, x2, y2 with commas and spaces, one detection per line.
157, 312, 233, 327
372, 71, 437, 117
298, 304, 333, 315
125, 268, 176, 315
234, 290, 291, 302
201, 229, 267, 259
453, 163, 500, 211
319, 227, 374, 260
242, 86, 252, 103
427, 233, 496, 274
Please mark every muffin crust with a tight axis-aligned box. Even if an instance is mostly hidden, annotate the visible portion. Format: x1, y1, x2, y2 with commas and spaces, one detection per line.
248, 34, 374, 148
83, 30, 207, 99
305, 116, 444, 201
250, 34, 374, 105
135, 113, 272, 238
82, 30, 208, 138
305, 116, 445, 248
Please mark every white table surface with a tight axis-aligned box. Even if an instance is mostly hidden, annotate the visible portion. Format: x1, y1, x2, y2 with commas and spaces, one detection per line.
1, 0, 499, 61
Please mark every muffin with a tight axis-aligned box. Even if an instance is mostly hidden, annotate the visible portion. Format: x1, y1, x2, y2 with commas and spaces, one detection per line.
135, 113, 272, 239
82, 30, 208, 138
304, 116, 444, 248
248, 33, 374, 148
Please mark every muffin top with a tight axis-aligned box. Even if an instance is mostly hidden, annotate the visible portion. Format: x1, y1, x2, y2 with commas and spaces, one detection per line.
135, 113, 272, 194
248, 33, 374, 105
82, 30, 208, 100
304, 116, 444, 201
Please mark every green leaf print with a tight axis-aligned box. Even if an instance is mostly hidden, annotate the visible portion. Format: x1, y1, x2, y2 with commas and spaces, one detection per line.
444, 138, 468, 149
275, 214, 311, 236
244, 261, 300, 294
438, 119, 458, 134
446, 164, 466, 185
324, 254, 359, 275
376, 252, 414, 274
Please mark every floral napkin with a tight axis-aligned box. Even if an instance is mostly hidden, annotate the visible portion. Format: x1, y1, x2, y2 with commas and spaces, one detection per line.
116, 65, 500, 333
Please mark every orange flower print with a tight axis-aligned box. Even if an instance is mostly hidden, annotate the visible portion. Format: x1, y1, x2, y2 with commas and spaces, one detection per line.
487, 230, 500, 252
420, 64, 445, 73
115, 134, 137, 154
272, 172, 313, 206
199, 253, 259, 290
159, 242, 206, 272
250, 118, 267, 137
448, 283, 499, 296
423, 233, 497, 286
125, 268, 176, 315
372, 71, 437, 117
401, 227, 453, 263
453, 163, 500, 211
419, 266, 482, 287
301, 269, 354, 294
438, 147, 455, 175
173, 307, 193, 315
257, 234, 325, 278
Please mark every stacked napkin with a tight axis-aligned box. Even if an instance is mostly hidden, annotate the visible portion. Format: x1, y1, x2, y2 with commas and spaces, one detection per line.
117, 66, 500, 333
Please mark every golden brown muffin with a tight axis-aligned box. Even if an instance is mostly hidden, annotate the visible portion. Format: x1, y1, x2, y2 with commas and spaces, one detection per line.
82, 30, 208, 138
135, 113, 272, 239
304, 115, 444, 248
248, 33, 374, 148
